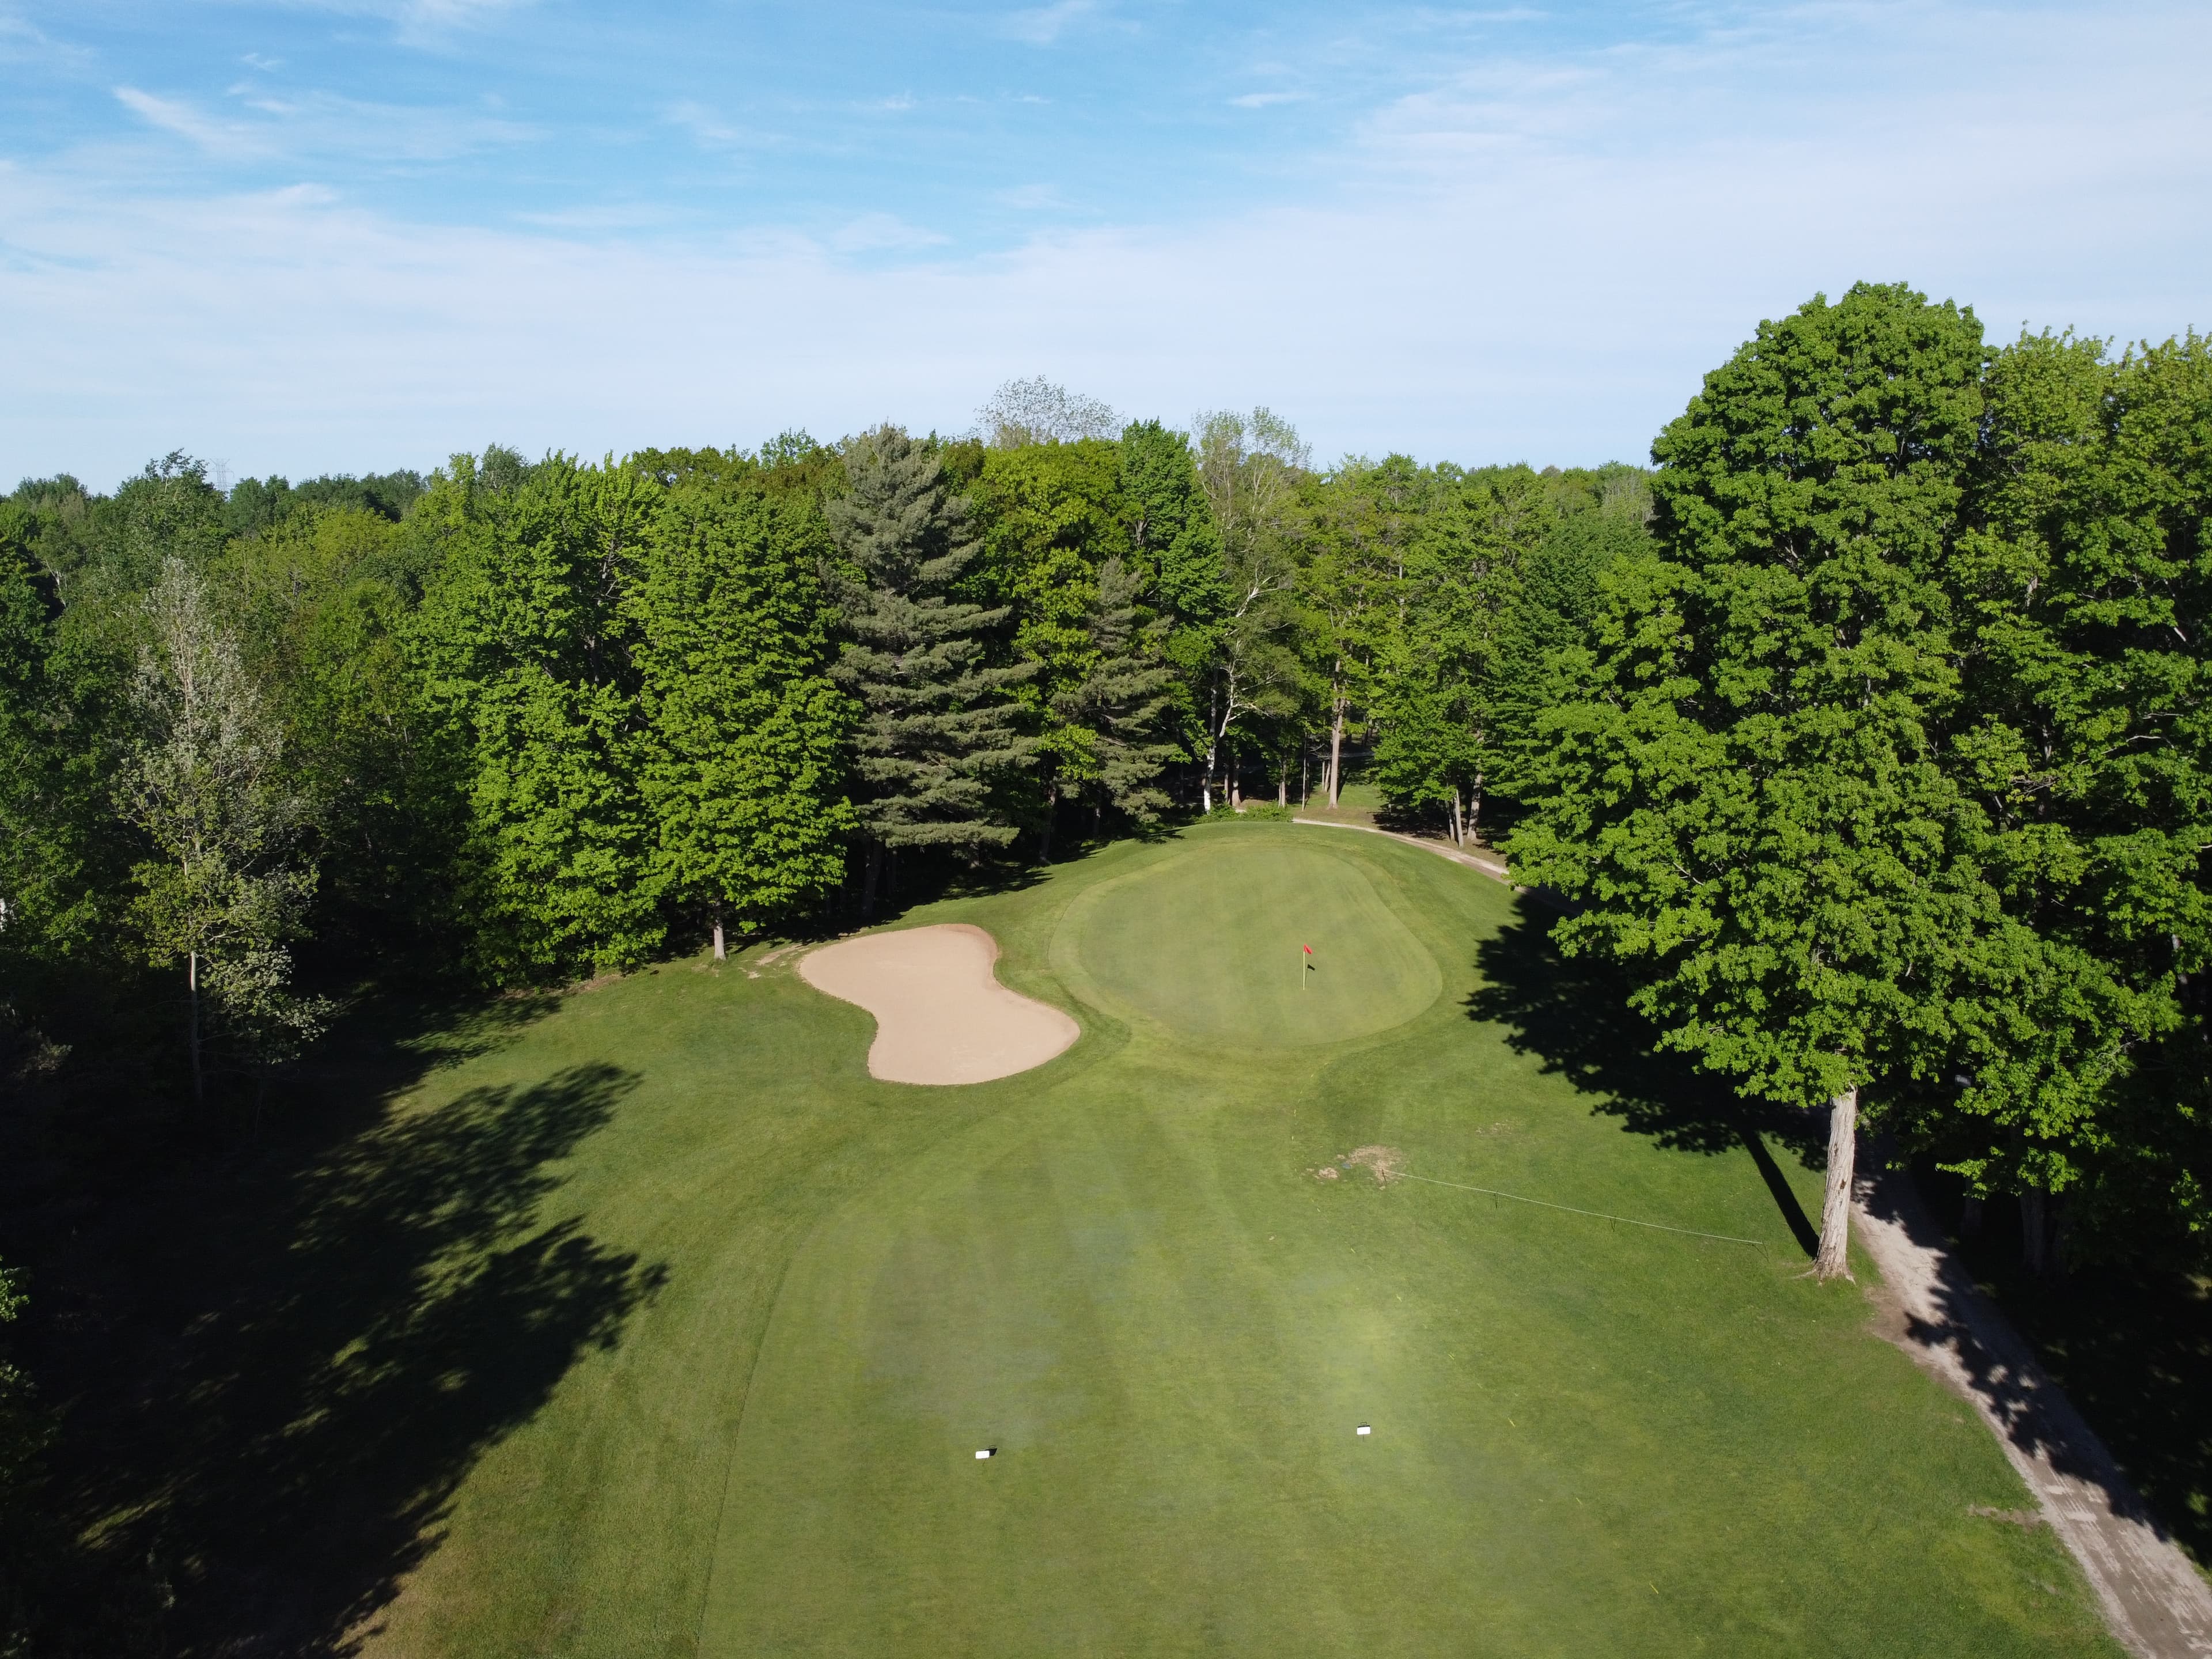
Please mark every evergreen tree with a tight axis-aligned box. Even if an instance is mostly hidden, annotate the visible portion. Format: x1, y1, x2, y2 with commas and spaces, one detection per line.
1508, 282, 2003, 1280
632, 474, 855, 958
409, 453, 662, 980
1055, 555, 1179, 828
827, 427, 1034, 912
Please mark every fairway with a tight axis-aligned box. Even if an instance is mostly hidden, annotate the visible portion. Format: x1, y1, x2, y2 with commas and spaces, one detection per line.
359, 824, 2120, 1658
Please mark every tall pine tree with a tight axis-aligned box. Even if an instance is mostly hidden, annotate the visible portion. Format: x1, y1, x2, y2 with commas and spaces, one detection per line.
828, 428, 1033, 913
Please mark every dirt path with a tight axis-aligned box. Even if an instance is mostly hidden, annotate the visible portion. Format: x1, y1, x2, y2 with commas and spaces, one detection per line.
1855, 1171, 2212, 1656
799, 923, 1079, 1086
1291, 817, 1514, 884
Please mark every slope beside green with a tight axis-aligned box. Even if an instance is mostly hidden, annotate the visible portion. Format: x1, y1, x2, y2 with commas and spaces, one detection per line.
363, 823, 2118, 1658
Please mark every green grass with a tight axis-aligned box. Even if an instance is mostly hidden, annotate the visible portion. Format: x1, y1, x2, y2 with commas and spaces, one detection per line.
354, 823, 2115, 1657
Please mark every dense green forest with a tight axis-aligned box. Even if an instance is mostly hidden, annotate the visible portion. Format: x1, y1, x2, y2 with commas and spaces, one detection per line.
2, 282, 2209, 1637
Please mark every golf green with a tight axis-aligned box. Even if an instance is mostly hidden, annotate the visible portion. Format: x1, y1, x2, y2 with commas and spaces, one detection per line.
361, 824, 2120, 1658
1066, 838, 1442, 1046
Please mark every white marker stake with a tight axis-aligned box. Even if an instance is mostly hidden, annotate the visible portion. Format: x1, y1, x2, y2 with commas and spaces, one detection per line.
1356, 1425, 1371, 1436
976, 1448, 996, 1459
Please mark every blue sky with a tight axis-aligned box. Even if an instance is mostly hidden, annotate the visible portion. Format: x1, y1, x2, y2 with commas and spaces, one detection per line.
2, 1, 2207, 486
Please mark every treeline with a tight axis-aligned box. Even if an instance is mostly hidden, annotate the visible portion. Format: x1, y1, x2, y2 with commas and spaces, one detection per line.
0, 401, 1646, 1089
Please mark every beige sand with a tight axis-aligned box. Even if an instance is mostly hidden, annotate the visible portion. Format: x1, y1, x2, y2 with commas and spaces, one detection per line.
798, 923, 1080, 1085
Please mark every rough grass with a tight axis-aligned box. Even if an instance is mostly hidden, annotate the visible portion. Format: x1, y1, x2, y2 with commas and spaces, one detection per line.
340, 823, 2117, 1657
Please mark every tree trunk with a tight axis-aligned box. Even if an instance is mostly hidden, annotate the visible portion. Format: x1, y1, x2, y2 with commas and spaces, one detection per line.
711, 912, 726, 961
1328, 708, 1346, 806
1449, 789, 1464, 847
188, 950, 204, 1107
1960, 1195, 1983, 1237
1276, 760, 1287, 807
1040, 782, 1056, 864
2020, 1188, 2049, 1276
861, 842, 884, 920
1301, 749, 1310, 807
1812, 1088, 1858, 1281
1468, 771, 1483, 848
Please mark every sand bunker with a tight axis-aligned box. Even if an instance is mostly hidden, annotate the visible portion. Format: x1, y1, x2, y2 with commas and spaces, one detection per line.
798, 923, 1080, 1086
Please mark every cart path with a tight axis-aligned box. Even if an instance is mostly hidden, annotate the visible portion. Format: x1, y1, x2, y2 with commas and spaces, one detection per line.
1290, 817, 1514, 882
1855, 1170, 2212, 1657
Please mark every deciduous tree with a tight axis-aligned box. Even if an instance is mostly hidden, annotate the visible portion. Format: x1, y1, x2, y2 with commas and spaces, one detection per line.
1508, 283, 2000, 1280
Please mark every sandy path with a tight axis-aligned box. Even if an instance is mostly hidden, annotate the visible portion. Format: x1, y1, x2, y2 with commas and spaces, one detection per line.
1855, 1170, 2212, 1657
1293, 817, 1515, 884
799, 923, 1080, 1086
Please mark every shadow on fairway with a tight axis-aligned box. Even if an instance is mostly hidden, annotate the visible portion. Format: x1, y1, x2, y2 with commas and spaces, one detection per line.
1466, 897, 1821, 1257
16, 997, 666, 1656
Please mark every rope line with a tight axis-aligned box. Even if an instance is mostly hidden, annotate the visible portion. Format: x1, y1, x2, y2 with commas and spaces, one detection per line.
1397, 1173, 1765, 1248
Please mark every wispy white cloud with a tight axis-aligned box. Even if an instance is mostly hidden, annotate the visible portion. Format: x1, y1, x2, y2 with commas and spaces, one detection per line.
665, 100, 757, 151
115, 87, 266, 159
112, 83, 538, 164
241, 52, 284, 71
271, 0, 537, 49
0, 12, 90, 63
828, 211, 946, 253
876, 93, 917, 112
1229, 90, 1304, 109
994, 183, 1065, 210
1002, 0, 1094, 47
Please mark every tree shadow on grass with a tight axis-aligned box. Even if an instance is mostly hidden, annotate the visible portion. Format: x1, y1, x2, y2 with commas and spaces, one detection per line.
1466, 897, 1821, 1257
10, 995, 665, 1656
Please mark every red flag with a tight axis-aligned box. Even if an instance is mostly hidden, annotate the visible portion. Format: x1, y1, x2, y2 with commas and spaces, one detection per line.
1302, 945, 1313, 955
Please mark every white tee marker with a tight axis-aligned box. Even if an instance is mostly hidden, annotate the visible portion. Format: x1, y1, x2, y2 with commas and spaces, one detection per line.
1356, 1425, 1372, 1437
976, 1448, 997, 1459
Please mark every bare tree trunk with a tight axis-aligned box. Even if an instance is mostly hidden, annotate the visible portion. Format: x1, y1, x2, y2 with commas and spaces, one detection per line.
1468, 770, 1484, 848
1328, 706, 1346, 806
1960, 1194, 1984, 1237
1040, 781, 1056, 863
861, 842, 884, 920
711, 912, 726, 961
2020, 1188, 2049, 1275
1276, 759, 1287, 806
1301, 749, 1310, 807
188, 950, 204, 1108
1449, 789, 1464, 847
1813, 1087, 1858, 1281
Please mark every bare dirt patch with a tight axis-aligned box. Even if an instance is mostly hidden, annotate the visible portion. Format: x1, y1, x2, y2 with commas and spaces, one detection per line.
798, 923, 1080, 1086
1342, 1145, 1407, 1186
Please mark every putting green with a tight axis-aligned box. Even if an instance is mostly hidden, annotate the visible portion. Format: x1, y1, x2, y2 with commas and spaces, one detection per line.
1063, 839, 1442, 1047
358, 824, 2121, 1659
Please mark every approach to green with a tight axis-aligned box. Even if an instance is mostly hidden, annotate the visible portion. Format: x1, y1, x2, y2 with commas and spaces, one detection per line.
357, 823, 2118, 1657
